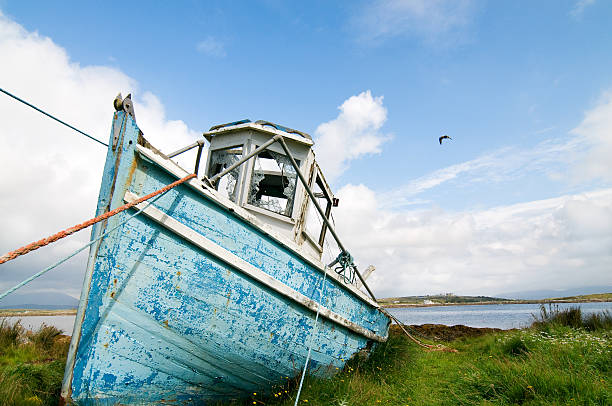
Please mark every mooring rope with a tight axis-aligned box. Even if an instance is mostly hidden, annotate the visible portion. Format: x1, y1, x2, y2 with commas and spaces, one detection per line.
0, 173, 196, 265
0, 189, 170, 301
294, 265, 329, 406
0, 86, 108, 147
380, 308, 457, 352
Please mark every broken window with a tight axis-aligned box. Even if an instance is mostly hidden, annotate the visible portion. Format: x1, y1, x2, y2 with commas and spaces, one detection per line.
304, 175, 333, 247
207, 146, 243, 202
248, 150, 299, 217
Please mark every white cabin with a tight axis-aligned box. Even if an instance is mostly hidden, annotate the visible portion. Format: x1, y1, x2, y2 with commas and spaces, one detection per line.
203, 120, 337, 260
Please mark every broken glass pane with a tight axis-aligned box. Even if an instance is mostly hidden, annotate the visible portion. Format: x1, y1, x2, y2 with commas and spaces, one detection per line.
248, 150, 299, 217
207, 146, 243, 202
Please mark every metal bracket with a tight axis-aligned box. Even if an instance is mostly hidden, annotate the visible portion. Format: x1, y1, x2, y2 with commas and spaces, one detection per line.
112, 93, 138, 151
111, 114, 123, 151
121, 94, 136, 122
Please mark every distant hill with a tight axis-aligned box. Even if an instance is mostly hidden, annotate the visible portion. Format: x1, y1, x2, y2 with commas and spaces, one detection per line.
0, 292, 79, 309
497, 286, 612, 300
379, 294, 508, 305
555, 293, 612, 301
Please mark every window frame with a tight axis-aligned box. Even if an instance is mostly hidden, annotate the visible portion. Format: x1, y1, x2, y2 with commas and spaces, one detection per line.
206, 143, 248, 204
242, 143, 301, 223
302, 166, 333, 250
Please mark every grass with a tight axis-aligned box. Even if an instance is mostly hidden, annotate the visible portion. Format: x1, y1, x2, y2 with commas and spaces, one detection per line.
554, 293, 612, 302
1, 307, 610, 405
0, 309, 77, 318
532, 303, 612, 331
243, 308, 612, 405
0, 319, 69, 406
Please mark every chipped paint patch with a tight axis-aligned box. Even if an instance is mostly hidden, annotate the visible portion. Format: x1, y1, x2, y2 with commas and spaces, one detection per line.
63, 112, 390, 405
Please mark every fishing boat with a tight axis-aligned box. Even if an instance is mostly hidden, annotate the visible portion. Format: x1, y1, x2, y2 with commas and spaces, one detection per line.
60, 94, 391, 404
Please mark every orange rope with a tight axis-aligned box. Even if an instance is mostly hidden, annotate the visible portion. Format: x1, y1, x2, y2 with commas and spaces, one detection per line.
0, 173, 196, 265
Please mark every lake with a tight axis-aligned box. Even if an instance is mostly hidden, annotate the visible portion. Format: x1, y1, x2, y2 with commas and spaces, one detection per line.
387, 302, 612, 329
3, 302, 612, 333
4, 315, 76, 334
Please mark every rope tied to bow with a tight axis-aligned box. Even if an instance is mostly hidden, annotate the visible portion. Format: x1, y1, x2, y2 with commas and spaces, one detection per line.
0, 173, 196, 265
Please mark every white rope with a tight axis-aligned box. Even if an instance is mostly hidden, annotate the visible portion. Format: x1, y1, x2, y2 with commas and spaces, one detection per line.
293, 265, 329, 406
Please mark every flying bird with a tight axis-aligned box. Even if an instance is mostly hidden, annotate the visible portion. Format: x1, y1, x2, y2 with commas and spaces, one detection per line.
439, 135, 452, 145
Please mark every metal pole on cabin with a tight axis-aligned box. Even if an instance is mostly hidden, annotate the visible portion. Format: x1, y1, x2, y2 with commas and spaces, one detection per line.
276, 137, 377, 302
202, 131, 378, 301
208, 136, 280, 184
194, 143, 204, 175
167, 140, 205, 158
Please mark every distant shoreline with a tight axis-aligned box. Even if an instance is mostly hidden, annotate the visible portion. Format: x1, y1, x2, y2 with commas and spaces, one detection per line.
0, 308, 77, 317
2, 299, 611, 314
381, 299, 612, 308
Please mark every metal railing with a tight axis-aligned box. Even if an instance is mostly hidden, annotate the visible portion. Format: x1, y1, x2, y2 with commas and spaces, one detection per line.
171, 133, 377, 301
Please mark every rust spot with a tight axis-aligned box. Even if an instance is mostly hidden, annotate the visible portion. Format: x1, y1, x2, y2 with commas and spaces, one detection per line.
213, 308, 217, 315
270, 332, 274, 339
103, 343, 109, 348
163, 320, 169, 328
113, 278, 117, 285
110, 292, 115, 298
126, 156, 138, 187
176, 271, 181, 276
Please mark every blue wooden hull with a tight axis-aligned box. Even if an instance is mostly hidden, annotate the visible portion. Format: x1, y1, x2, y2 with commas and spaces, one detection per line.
62, 112, 390, 404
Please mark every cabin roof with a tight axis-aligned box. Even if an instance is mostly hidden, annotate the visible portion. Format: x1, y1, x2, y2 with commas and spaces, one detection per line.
203, 119, 314, 147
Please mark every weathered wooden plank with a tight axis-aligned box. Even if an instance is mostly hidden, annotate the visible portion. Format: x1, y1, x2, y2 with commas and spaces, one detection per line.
129, 156, 386, 332
136, 144, 380, 308
63, 110, 390, 405
124, 190, 385, 342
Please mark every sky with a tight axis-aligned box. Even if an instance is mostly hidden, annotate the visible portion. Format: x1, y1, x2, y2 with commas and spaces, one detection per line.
0, 0, 611, 300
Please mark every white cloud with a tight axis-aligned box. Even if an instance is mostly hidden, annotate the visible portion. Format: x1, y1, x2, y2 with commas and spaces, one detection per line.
570, 91, 612, 182
334, 185, 612, 297
314, 90, 390, 183
353, 0, 476, 45
196, 36, 226, 58
570, 0, 596, 18
328, 91, 612, 296
0, 12, 199, 298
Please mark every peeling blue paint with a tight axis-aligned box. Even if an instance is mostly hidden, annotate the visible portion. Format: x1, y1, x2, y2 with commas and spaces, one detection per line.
63, 112, 390, 404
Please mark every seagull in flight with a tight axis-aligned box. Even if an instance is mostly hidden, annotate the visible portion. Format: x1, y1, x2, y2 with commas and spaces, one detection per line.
439, 135, 452, 145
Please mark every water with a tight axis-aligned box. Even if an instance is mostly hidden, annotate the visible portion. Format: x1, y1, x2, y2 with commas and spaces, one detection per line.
4, 315, 76, 334
387, 302, 612, 330
3, 302, 611, 333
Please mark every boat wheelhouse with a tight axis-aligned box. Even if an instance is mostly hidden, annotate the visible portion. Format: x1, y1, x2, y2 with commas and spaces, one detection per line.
203, 119, 337, 261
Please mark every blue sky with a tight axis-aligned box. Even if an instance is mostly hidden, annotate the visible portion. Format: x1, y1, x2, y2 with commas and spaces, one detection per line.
4, 1, 611, 198
0, 1, 611, 298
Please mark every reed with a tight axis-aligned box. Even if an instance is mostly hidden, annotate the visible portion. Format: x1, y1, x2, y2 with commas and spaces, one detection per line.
532, 303, 612, 331
0, 319, 69, 406
0, 319, 24, 349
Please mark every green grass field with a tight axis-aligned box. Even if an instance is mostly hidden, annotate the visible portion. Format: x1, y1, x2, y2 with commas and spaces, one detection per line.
250, 306, 611, 406
0, 320, 69, 406
1, 305, 610, 405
